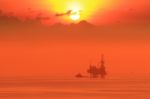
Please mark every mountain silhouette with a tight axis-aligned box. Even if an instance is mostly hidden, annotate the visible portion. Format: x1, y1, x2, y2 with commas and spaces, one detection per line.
0, 13, 149, 42
52, 20, 95, 29
70, 20, 95, 27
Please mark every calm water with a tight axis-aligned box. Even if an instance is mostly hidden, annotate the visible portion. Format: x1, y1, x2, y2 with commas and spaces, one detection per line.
0, 78, 150, 99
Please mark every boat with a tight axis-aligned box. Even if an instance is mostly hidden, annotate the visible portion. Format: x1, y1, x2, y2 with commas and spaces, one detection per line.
75, 73, 84, 78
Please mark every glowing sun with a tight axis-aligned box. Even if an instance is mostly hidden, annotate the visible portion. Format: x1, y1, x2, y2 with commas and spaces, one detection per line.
70, 10, 81, 21
49, 0, 105, 23
67, 2, 82, 21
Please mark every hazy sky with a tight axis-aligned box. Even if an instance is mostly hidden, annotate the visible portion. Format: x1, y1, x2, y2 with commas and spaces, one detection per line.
0, 0, 150, 78
0, 0, 149, 24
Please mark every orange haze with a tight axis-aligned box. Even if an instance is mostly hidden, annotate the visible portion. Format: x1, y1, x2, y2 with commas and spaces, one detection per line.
0, 0, 150, 79
0, 0, 149, 24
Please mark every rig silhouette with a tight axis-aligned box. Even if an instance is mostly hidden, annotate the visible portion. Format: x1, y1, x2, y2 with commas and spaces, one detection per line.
76, 54, 107, 79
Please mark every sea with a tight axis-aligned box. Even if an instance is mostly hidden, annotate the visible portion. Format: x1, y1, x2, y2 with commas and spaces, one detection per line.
0, 78, 150, 99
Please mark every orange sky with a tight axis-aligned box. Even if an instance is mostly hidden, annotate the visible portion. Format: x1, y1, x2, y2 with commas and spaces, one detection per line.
0, 0, 150, 79
0, 0, 149, 25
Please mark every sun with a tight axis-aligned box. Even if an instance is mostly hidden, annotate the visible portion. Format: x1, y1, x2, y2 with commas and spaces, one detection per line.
49, 0, 105, 23
69, 10, 81, 21
67, 2, 82, 21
